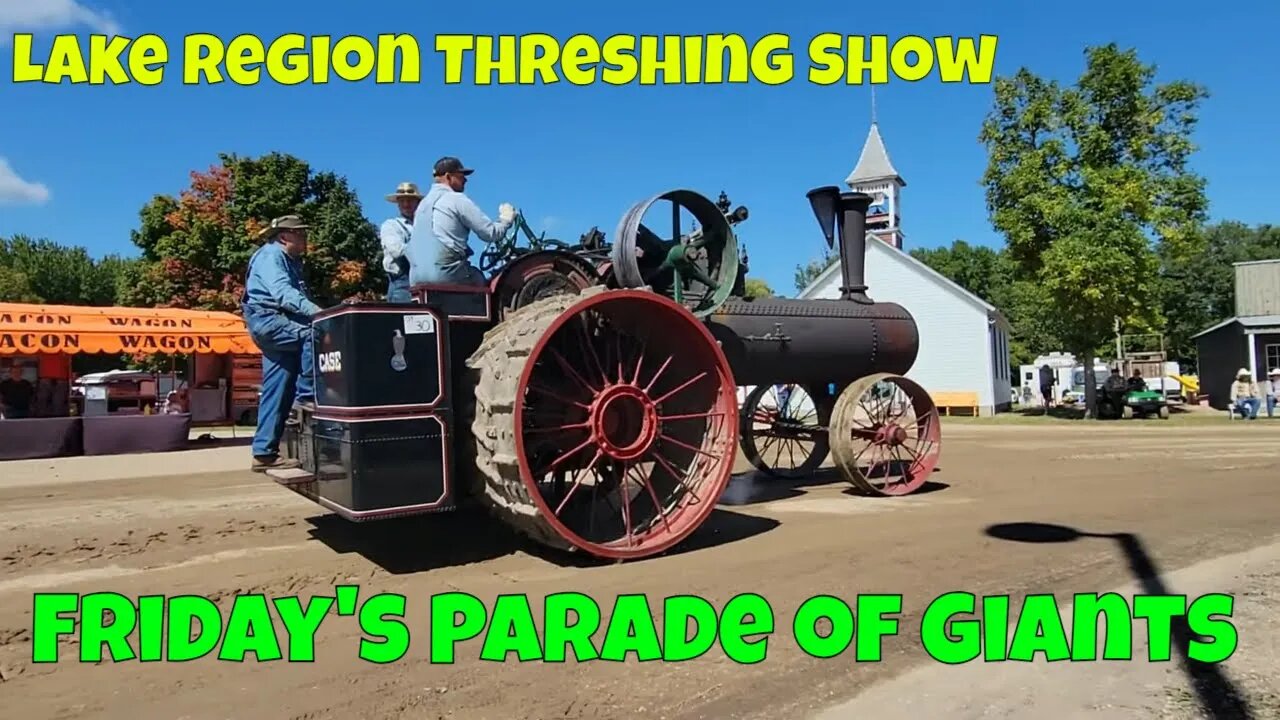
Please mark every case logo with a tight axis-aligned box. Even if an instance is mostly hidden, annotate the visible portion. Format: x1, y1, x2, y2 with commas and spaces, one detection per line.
318, 350, 342, 373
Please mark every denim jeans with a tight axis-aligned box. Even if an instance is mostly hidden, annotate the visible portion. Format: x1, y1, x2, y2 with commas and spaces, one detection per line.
245, 308, 315, 459
1235, 397, 1261, 419
407, 239, 486, 287
386, 274, 411, 303
1267, 395, 1277, 417
436, 261, 487, 286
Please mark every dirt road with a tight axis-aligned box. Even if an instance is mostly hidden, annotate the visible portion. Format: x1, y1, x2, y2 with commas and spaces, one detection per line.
2, 421, 1278, 719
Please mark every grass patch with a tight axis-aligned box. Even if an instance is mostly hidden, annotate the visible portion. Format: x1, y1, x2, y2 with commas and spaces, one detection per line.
945, 404, 1278, 425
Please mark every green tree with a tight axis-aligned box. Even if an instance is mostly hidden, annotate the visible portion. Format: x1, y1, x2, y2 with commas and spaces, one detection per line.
979, 44, 1209, 417
909, 240, 1008, 305
909, 240, 1062, 374
0, 265, 39, 303
1157, 221, 1280, 365
122, 152, 382, 312
793, 247, 837, 294
743, 277, 774, 299
0, 234, 132, 306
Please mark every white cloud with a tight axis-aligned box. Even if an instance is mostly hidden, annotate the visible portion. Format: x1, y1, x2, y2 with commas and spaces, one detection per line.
0, 0, 121, 35
0, 157, 51, 206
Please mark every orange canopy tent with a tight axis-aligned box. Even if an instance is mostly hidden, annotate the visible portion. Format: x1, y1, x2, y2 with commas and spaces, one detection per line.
0, 302, 261, 356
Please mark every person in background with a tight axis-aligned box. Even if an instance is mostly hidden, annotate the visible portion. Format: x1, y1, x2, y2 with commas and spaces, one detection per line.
162, 390, 187, 414
241, 214, 322, 472
0, 365, 34, 419
774, 384, 793, 417
1264, 368, 1279, 418
1230, 368, 1261, 420
380, 182, 422, 302
1127, 367, 1146, 392
406, 156, 517, 287
1038, 364, 1055, 412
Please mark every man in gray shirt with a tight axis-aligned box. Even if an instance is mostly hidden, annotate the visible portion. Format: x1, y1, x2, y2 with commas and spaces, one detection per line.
407, 156, 517, 286
380, 181, 422, 302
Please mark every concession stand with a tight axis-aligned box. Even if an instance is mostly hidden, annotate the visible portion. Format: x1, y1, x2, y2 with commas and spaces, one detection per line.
0, 302, 261, 461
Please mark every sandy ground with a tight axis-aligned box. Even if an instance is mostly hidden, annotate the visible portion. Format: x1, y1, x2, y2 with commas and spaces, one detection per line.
1, 420, 1278, 719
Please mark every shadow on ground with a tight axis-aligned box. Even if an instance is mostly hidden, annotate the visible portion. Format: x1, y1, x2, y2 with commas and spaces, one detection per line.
841, 480, 949, 499
716, 468, 847, 505
301, 462, 951, 574
717, 466, 950, 505
303, 504, 778, 574
189, 433, 253, 448
985, 521, 1255, 720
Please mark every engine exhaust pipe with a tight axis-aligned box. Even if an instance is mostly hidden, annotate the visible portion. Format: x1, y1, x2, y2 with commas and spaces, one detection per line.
805, 186, 873, 303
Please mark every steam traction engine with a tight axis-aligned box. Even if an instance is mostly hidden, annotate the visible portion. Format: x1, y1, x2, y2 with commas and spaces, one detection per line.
272, 186, 941, 562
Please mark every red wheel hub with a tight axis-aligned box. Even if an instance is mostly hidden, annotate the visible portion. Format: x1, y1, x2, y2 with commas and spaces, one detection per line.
874, 424, 909, 446
590, 384, 659, 461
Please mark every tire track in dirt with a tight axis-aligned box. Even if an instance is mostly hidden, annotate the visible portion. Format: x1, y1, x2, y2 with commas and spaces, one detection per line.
1, 518, 306, 573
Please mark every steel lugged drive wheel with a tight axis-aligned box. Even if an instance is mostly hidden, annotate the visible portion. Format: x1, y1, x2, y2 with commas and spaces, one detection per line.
465, 286, 739, 560
740, 383, 831, 478
829, 373, 941, 496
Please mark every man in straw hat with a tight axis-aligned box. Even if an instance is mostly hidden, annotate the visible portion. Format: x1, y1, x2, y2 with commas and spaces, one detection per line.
1264, 367, 1280, 418
381, 181, 422, 302
406, 156, 517, 286
1229, 368, 1261, 420
242, 214, 323, 471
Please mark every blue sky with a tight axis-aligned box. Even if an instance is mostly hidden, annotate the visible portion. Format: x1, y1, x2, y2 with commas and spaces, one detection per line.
1, 0, 1276, 297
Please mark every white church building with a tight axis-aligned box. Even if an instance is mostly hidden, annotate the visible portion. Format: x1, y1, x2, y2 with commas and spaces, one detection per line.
797, 122, 1013, 415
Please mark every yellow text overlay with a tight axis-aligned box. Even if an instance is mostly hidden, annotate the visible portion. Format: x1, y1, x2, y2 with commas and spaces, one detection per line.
8, 33, 999, 86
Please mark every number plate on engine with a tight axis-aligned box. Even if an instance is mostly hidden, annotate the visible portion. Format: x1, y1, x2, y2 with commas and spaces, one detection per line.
404, 314, 436, 335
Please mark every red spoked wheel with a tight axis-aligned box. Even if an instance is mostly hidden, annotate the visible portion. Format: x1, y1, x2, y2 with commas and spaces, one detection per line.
828, 373, 941, 496
491, 251, 600, 321
739, 383, 831, 478
466, 286, 738, 560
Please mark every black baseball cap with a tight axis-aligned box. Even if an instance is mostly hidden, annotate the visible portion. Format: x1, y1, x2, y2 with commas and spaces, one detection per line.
433, 156, 474, 176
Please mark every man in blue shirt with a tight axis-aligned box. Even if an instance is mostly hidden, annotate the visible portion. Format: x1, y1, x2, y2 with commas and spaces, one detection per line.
380, 181, 421, 302
407, 156, 517, 286
241, 215, 323, 472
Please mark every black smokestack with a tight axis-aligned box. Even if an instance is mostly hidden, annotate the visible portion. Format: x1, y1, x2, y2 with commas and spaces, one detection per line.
837, 191, 873, 303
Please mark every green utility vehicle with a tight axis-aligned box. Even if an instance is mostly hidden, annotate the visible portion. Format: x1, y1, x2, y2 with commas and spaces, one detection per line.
1097, 373, 1169, 419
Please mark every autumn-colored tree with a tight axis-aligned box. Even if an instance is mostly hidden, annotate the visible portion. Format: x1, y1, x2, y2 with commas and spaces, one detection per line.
122, 152, 382, 312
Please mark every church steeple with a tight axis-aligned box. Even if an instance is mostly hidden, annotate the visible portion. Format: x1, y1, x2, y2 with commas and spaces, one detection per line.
845, 115, 906, 250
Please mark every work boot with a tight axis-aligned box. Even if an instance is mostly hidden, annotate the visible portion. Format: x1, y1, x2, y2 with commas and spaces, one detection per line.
288, 398, 316, 423
251, 455, 300, 473
286, 398, 315, 426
